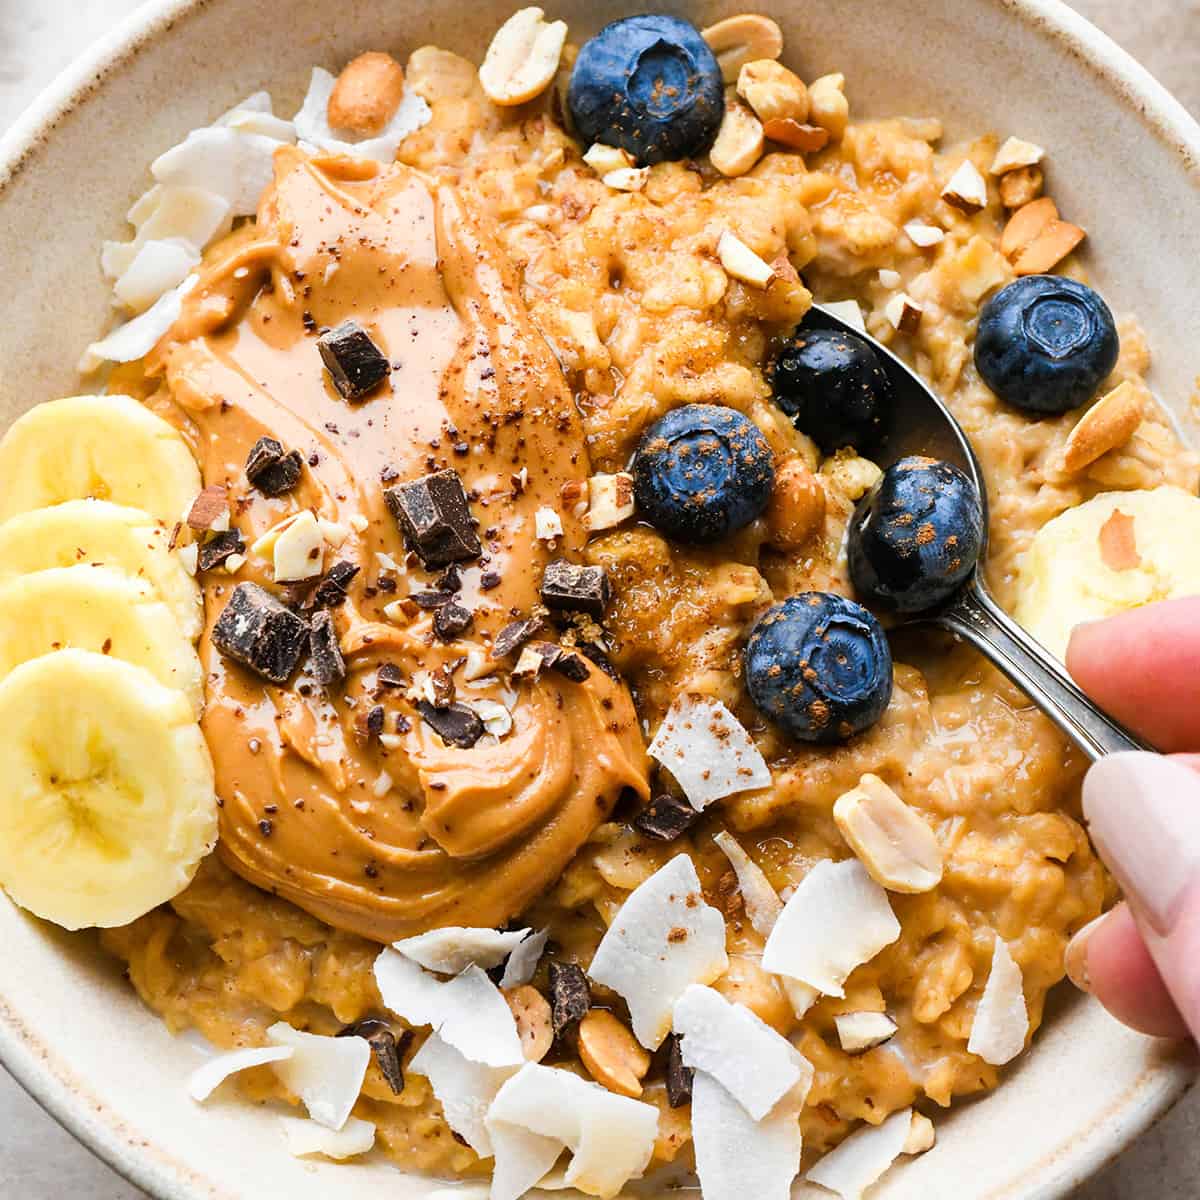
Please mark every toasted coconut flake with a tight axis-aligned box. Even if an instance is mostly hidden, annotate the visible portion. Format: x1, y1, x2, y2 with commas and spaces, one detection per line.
394, 927, 531, 974
712, 830, 782, 937
266, 1022, 371, 1131
990, 136, 1045, 175
187, 1045, 293, 1102
691, 1070, 804, 1200
80, 274, 198, 371
940, 159, 988, 213
648, 695, 770, 811
805, 1106, 912, 1199
762, 859, 900, 997
294, 66, 431, 161
967, 938, 1029, 1065
718, 231, 775, 288
820, 299, 867, 332
834, 1011, 898, 1053
281, 1115, 375, 1160
589, 854, 729, 1049
409, 1031, 519, 1156
486, 1062, 658, 1198
373, 950, 525, 1067
501, 928, 550, 988
904, 221, 945, 248
673, 984, 812, 1120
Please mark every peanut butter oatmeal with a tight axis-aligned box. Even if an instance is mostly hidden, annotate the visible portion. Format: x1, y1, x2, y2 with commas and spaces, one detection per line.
1, 7, 1196, 1199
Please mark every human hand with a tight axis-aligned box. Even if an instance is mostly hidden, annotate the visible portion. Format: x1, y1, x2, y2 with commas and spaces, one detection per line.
1064, 595, 1200, 1039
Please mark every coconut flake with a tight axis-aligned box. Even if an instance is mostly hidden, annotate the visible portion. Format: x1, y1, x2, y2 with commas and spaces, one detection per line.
265, 1023, 371, 1131
103, 185, 232, 280
394, 927, 531, 974
281, 1115, 375, 1160
588, 854, 729, 1049
187, 1045, 293, 1102
648, 695, 770, 811
500, 929, 550, 989
81, 274, 198, 370
673, 984, 812, 1120
486, 1062, 658, 1199
834, 1011, 898, 1054
967, 937, 1028, 1066
690, 1069, 804, 1200
489, 1122, 565, 1200
293, 67, 431, 162
373, 951, 524, 1067
781, 977, 820, 1019
114, 238, 200, 313
152, 126, 285, 216
409, 1032, 519, 1157
762, 859, 899, 998
713, 830, 782, 937
805, 1106, 911, 1199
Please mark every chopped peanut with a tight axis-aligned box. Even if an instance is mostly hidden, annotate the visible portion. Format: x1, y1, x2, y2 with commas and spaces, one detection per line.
1000, 196, 1059, 258
999, 164, 1044, 208
1061, 382, 1145, 474
807, 73, 848, 140
767, 457, 826, 549
710, 98, 765, 177
479, 7, 567, 106
833, 774, 943, 893
505, 985, 554, 1062
736, 59, 808, 125
701, 13, 784, 83
762, 118, 828, 153
1013, 219, 1086, 275
328, 52, 407, 136
577, 1009, 651, 1097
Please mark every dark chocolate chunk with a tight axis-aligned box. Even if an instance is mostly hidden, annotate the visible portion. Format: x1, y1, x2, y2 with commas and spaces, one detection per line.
479, 570, 501, 591
632, 794, 700, 843
433, 601, 474, 641
309, 610, 346, 686
212, 582, 308, 685
548, 961, 591, 1035
540, 559, 611, 618
310, 560, 360, 609
411, 589, 455, 610
664, 1033, 693, 1107
417, 700, 484, 748
513, 641, 561, 678
551, 650, 590, 683
437, 564, 462, 593
186, 484, 229, 532
337, 1021, 411, 1096
366, 705, 385, 736
245, 436, 304, 497
385, 469, 481, 568
318, 319, 391, 401
377, 663, 405, 689
196, 528, 244, 572
492, 616, 544, 660
577, 641, 620, 680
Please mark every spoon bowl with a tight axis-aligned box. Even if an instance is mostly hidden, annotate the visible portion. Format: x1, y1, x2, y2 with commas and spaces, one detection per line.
808, 303, 1149, 759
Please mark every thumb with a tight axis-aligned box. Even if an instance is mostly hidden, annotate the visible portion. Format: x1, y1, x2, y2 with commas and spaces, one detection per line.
1083, 752, 1200, 1038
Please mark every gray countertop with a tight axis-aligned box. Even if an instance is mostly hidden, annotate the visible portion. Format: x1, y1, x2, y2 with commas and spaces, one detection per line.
0, 0, 1197, 1196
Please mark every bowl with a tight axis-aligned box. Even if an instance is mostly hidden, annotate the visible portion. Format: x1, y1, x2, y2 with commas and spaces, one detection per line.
0, 1, 1197, 1197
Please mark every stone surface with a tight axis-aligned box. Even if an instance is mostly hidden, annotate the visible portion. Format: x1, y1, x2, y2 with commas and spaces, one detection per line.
0, 1, 1197, 1198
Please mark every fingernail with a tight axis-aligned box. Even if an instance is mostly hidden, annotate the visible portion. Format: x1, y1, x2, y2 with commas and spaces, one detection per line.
1083, 753, 1200, 937
1064, 912, 1109, 992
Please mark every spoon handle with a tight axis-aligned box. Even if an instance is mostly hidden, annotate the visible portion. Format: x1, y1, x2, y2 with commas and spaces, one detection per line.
934, 578, 1150, 760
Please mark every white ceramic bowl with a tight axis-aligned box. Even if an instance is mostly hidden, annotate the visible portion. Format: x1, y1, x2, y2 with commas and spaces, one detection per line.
1, 1, 1198, 1197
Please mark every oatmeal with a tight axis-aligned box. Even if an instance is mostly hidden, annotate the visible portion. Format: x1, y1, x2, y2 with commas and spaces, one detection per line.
0, 7, 1195, 1199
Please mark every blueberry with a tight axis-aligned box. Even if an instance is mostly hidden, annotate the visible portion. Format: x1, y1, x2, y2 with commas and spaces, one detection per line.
631, 404, 774, 544
567, 15, 724, 166
745, 593, 893, 744
974, 275, 1119, 414
848, 456, 983, 614
769, 326, 892, 453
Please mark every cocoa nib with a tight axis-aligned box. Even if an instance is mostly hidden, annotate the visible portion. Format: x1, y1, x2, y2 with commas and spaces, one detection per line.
664, 1033, 693, 1107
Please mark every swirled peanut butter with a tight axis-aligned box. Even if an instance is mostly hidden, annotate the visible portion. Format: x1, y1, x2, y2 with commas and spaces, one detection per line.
144, 146, 648, 942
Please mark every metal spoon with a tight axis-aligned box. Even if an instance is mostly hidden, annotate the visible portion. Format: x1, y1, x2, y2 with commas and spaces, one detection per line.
807, 304, 1148, 760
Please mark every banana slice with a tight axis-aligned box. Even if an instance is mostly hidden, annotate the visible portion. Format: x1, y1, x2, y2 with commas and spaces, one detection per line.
1014, 486, 1200, 660
0, 565, 202, 712
0, 649, 216, 929
0, 394, 200, 525
0, 499, 202, 641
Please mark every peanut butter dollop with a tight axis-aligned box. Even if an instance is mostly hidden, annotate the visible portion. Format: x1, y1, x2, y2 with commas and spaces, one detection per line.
144, 147, 648, 942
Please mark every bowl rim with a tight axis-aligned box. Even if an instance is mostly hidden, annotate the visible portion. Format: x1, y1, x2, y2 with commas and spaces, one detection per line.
0, 1, 1198, 1198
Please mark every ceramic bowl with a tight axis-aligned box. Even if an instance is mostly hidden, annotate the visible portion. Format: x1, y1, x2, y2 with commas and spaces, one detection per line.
1, 1, 1198, 1197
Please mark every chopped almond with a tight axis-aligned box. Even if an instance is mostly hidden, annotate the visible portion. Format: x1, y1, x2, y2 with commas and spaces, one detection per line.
1061, 381, 1145, 473
999, 164, 1043, 209
718, 230, 775, 287
940, 160, 988, 214
884, 292, 924, 335
762, 117, 829, 152
989, 136, 1045, 175
1000, 196, 1059, 258
186, 484, 230, 533
1013, 219, 1086, 275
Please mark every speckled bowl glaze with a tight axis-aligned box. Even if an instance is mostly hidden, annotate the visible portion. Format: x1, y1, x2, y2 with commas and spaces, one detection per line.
0, 1, 1197, 1197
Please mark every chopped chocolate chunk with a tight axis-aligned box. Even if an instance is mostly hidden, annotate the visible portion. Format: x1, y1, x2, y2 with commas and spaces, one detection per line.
318, 319, 391, 400
411, 589, 454, 610
211, 582, 309, 685
577, 641, 620, 680
492, 616, 544, 660
366, 705, 385, 736
540, 559, 611, 618
337, 1021, 410, 1096
258, 818, 274, 837
548, 961, 591, 1035
664, 1033, 693, 1107
417, 700, 484, 748
377, 663, 405, 689
245, 436, 304, 497
197, 528, 245, 572
385, 469, 481, 568
309, 610, 346, 686
632, 794, 701, 843
429, 665, 456, 708
551, 650, 590, 683
513, 641, 562, 679
186, 484, 229, 532
395, 713, 412, 734
433, 601, 474, 641
437, 564, 462, 593
310, 560, 360, 609
479, 570, 501, 591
